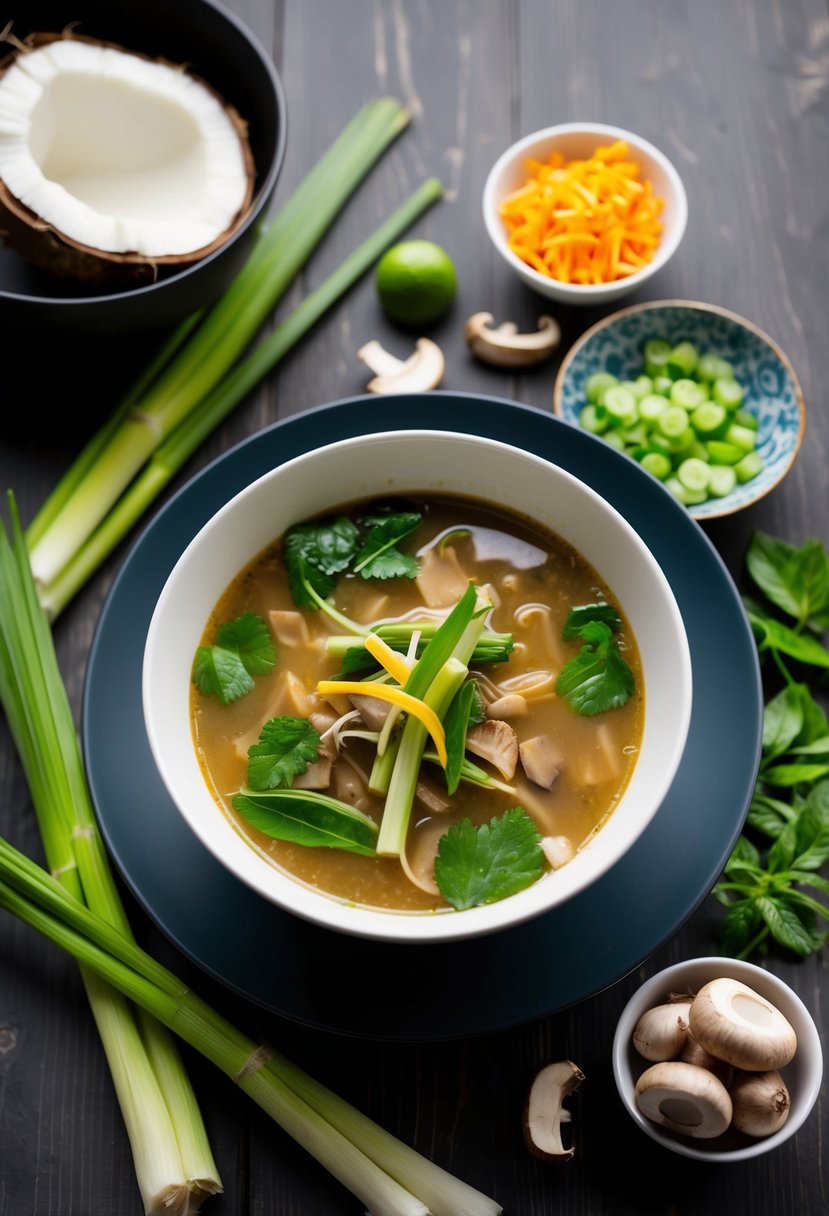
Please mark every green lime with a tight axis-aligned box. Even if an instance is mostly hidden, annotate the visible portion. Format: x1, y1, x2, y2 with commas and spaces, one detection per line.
375, 240, 457, 325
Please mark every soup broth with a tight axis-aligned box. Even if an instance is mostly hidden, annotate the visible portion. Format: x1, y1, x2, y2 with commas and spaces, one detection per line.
191, 494, 644, 913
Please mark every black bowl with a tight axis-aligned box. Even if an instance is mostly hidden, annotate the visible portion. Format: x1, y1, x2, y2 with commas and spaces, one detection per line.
0, 0, 287, 335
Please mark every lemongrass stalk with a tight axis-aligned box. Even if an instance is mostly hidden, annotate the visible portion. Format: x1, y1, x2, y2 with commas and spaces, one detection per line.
0, 841, 500, 1216
38, 177, 444, 620
0, 869, 427, 1216
0, 507, 220, 1207
24, 311, 204, 551
28, 99, 410, 589
377, 658, 469, 856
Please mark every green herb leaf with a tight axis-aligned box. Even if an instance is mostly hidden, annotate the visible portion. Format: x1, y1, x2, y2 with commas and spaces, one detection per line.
724, 834, 761, 874
192, 612, 276, 703
762, 762, 829, 788
434, 807, 545, 910
443, 680, 478, 796
561, 602, 621, 640
762, 684, 806, 758
353, 512, 421, 580
747, 607, 829, 669
233, 788, 378, 855
755, 895, 819, 955
246, 716, 322, 791
747, 532, 829, 629
792, 782, 829, 870
746, 793, 797, 839
284, 517, 360, 607
556, 619, 635, 715
218, 612, 277, 676
719, 899, 763, 957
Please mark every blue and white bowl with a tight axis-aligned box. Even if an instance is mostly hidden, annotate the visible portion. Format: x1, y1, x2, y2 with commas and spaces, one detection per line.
554, 301, 805, 521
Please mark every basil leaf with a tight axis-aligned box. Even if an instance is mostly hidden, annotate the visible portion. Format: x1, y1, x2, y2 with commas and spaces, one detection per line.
792, 783, 829, 870
746, 794, 797, 839
562, 602, 621, 640
767, 821, 798, 872
233, 789, 378, 856
192, 645, 254, 704
747, 532, 829, 628
762, 684, 805, 758
434, 808, 545, 910
353, 512, 421, 581
218, 611, 277, 676
719, 899, 763, 957
747, 608, 829, 669
246, 716, 322, 791
756, 895, 819, 955
762, 762, 829, 788
724, 834, 761, 873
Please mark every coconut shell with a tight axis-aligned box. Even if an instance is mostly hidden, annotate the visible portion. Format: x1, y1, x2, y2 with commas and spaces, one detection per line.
0, 30, 256, 286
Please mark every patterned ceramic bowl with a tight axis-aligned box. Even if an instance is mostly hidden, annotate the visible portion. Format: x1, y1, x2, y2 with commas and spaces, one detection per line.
553, 301, 805, 521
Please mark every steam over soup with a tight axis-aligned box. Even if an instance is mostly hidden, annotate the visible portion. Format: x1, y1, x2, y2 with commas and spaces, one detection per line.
191, 495, 644, 913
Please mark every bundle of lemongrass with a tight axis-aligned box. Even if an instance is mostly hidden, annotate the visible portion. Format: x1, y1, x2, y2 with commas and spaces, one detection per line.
26, 97, 441, 619
0, 98, 494, 1214
0, 506, 502, 1216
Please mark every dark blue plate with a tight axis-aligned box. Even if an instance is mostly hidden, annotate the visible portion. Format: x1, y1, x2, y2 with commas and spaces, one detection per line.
83, 393, 762, 1042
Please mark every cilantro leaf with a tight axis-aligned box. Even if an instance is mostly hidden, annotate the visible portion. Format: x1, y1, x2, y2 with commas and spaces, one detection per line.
562, 602, 621, 640
353, 512, 421, 581
434, 807, 545, 910
246, 716, 322, 791
284, 517, 360, 608
218, 612, 277, 676
233, 789, 378, 856
192, 645, 253, 704
556, 619, 635, 715
192, 612, 276, 703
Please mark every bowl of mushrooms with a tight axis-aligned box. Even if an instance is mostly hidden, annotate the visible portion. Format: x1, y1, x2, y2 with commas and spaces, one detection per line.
612, 956, 823, 1161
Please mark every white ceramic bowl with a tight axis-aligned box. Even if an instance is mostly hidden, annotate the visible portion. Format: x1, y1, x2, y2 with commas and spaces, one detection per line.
612, 956, 823, 1161
482, 122, 688, 306
143, 430, 692, 943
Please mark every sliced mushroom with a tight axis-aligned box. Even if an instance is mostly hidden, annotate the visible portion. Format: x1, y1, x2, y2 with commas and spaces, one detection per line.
268, 609, 312, 648
415, 545, 469, 608
465, 312, 560, 367
349, 692, 392, 731
523, 1060, 584, 1161
292, 758, 332, 791
519, 735, 564, 789
357, 337, 445, 393
635, 1061, 732, 1139
465, 719, 518, 780
486, 693, 528, 720
415, 776, 451, 814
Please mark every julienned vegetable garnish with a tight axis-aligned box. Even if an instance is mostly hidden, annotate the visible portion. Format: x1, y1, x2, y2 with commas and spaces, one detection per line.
713, 531, 829, 959
578, 338, 764, 508
24, 99, 443, 619
0, 501, 220, 1216
499, 139, 663, 285
192, 498, 643, 910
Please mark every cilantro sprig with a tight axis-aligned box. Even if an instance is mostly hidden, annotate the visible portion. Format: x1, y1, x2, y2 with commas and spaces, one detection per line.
246, 716, 322, 790
713, 532, 829, 959
434, 807, 545, 909
192, 612, 276, 704
283, 509, 422, 611
556, 604, 634, 715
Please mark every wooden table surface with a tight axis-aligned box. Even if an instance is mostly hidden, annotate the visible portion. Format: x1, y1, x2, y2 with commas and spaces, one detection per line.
1, 1, 826, 1213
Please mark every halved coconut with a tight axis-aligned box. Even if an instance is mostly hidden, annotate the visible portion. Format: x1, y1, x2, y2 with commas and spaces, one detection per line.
0, 31, 255, 284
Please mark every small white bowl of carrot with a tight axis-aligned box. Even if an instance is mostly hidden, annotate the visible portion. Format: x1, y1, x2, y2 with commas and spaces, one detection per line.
482, 122, 688, 306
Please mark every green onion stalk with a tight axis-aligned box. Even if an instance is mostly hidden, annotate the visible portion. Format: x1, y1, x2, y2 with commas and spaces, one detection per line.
0, 503, 219, 1215
26, 98, 433, 618
0, 842, 502, 1216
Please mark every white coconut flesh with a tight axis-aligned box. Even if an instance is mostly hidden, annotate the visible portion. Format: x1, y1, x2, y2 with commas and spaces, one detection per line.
0, 39, 250, 257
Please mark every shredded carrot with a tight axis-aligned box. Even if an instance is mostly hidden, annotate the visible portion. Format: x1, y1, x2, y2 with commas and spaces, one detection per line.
363, 633, 413, 686
499, 140, 664, 285
316, 679, 447, 767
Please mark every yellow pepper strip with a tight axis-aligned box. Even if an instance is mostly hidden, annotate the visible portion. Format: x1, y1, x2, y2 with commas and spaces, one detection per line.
316, 680, 447, 767
363, 633, 413, 686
